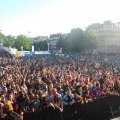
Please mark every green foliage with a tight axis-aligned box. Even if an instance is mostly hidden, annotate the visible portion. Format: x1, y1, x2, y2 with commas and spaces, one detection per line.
57, 33, 69, 52
14, 35, 31, 50
4, 35, 15, 47
0, 32, 5, 42
0, 27, 99, 53
57, 28, 99, 53
33, 41, 48, 51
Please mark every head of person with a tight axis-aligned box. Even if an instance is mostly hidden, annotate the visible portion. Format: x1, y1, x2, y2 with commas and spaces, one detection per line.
66, 89, 72, 96
36, 77, 42, 84
9, 93, 14, 101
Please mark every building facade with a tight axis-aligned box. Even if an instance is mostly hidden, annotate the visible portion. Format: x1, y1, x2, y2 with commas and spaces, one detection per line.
87, 21, 120, 53
48, 33, 62, 53
31, 36, 48, 43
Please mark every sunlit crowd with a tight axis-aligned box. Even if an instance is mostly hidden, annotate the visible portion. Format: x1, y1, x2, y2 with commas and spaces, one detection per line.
0, 53, 120, 120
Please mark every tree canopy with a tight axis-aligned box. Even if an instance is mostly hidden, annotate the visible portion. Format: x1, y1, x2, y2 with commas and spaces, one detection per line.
14, 35, 31, 50
57, 28, 99, 53
33, 41, 48, 51
0, 33, 31, 50
0, 27, 99, 53
4, 35, 15, 47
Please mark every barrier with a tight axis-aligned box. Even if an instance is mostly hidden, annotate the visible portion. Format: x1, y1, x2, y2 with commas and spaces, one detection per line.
23, 95, 120, 120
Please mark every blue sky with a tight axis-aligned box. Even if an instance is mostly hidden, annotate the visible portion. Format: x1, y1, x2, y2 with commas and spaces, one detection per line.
0, 0, 120, 37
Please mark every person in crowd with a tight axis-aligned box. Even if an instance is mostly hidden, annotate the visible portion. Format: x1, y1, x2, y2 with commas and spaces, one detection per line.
63, 89, 74, 105
0, 53, 119, 119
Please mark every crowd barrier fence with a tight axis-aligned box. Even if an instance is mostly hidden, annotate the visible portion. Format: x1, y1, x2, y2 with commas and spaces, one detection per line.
23, 95, 120, 120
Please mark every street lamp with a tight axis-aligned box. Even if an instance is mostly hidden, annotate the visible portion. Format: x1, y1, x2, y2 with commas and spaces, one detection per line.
47, 43, 50, 52
0, 39, 3, 49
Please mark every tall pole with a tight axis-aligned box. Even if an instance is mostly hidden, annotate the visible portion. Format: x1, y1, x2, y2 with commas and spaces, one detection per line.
28, 31, 33, 52
0, 39, 3, 49
0, 30, 3, 49
47, 43, 50, 52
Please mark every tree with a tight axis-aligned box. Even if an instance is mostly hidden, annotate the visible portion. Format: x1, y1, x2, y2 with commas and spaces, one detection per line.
33, 41, 48, 51
57, 28, 99, 53
68, 28, 83, 52
57, 33, 69, 52
14, 35, 31, 50
0, 32, 5, 41
85, 30, 99, 48
0, 32, 6, 47
4, 35, 15, 47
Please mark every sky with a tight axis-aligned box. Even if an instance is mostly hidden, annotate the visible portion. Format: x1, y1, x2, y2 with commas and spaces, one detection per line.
0, 0, 120, 37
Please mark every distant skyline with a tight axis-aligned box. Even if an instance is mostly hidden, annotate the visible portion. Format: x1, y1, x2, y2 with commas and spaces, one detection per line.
0, 0, 120, 37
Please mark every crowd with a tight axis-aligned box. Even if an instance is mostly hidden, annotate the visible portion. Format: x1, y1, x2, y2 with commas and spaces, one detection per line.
0, 53, 120, 120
